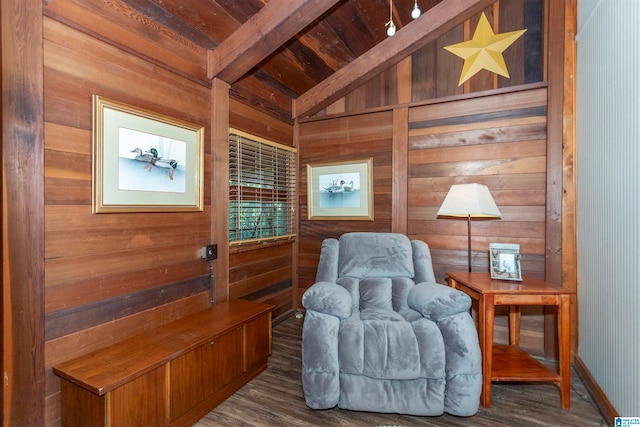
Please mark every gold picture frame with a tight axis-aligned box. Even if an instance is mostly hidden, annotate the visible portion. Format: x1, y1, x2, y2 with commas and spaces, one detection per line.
306, 158, 373, 220
92, 95, 204, 213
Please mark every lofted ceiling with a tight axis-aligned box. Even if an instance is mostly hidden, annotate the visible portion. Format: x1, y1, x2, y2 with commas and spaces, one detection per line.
122, 0, 493, 122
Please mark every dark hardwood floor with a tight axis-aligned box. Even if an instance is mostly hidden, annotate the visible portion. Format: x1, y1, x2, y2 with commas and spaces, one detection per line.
195, 314, 607, 427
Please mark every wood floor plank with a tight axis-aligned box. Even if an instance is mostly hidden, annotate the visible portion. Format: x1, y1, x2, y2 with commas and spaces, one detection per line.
195, 315, 606, 426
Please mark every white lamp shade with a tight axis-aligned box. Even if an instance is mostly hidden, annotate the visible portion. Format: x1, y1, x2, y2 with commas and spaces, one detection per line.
436, 183, 502, 219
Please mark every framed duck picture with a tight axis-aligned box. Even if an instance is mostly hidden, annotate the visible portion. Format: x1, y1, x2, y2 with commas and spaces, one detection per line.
92, 95, 204, 213
306, 158, 373, 220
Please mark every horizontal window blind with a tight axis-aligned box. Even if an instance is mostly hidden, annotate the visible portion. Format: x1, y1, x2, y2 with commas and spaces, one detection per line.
229, 130, 296, 244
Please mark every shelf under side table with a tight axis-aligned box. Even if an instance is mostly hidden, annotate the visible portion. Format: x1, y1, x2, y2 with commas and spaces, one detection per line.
491, 344, 561, 383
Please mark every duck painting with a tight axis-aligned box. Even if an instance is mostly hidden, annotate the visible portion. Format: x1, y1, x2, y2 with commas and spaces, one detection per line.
146, 148, 177, 168
324, 177, 346, 195
342, 180, 355, 192
146, 147, 178, 180
131, 147, 156, 173
130, 147, 178, 180
131, 147, 154, 163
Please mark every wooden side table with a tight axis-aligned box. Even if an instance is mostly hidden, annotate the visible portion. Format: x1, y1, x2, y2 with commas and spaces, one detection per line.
447, 272, 575, 409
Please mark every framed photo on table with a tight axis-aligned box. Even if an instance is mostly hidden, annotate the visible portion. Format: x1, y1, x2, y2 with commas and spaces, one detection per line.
92, 95, 204, 213
489, 243, 522, 281
306, 158, 373, 220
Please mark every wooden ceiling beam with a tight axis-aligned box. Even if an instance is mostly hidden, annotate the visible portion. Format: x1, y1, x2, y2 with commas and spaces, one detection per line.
292, 0, 497, 118
207, 0, 341, 83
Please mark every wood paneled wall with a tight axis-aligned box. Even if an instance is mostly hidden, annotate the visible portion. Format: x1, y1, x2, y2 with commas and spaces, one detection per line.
407, 84, 548, 352
297, 84, 549, 353
407, 84, 548, 282
2, 0, 46, 424
315, 0, 543, 116
41, 3, 294, 425
229, 242, 294, 320
5, 0, 573, 423
296, 2, 551, 354
226, 97, 295, 321
43, 16, 213, 425
297, 112, 394, 302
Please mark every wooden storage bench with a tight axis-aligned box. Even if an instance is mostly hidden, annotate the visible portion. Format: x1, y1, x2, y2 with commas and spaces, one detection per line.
53, 299, 274, 427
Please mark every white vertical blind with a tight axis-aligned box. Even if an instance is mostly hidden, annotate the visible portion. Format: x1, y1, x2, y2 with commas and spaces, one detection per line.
229, 129, 296, 244
576, 0, 640, 416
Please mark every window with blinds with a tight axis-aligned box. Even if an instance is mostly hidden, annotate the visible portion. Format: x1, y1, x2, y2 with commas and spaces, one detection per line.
229, 129, 296, 244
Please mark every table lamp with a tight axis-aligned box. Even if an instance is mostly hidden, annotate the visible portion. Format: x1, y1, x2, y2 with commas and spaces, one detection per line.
437, 183, 502, 272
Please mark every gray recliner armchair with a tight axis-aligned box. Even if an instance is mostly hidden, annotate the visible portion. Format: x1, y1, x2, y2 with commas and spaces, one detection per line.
301, 232, 481, 416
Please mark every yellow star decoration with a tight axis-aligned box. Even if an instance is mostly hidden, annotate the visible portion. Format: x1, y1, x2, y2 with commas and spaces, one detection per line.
444, 13, 526, 86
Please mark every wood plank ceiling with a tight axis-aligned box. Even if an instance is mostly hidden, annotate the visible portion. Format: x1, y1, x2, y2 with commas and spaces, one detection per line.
122, 0, 495, 123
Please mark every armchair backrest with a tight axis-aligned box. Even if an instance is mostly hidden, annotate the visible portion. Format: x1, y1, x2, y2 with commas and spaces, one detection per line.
315, 232, 436, 284
338, 232, 414, 278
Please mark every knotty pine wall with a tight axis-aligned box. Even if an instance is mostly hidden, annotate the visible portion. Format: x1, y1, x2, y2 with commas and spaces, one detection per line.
42, 3, 293, 425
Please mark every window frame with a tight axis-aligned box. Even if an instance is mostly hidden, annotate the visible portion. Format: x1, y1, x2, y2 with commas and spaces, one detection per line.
228, 128, 297, 245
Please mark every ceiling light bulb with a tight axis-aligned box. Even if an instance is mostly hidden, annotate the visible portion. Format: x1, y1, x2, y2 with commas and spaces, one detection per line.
411, 1, 421, 19
386, 21, 396, 36
386, 0, 396, 36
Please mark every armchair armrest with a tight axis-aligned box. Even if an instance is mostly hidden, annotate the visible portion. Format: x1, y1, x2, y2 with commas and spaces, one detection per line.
407, 282, 471, 322
302, 282, 353, 319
